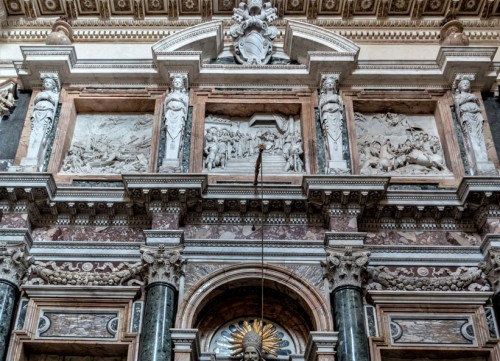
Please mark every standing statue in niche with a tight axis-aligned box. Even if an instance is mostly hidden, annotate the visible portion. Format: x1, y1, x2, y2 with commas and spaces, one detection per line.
453, 76, 495, 174
319, 75, 349, 174
21, 73, 60, 171
162, 74, 189, 171
229, 320, 281, 361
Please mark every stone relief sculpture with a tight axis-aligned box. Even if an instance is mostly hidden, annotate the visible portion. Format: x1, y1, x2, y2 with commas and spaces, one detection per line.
453, 75, 495, 174
26, 261, 144, 286
61, 114, 153, 174
203, 113, 304, 174
230, 0, 278, 65
0, 80, 16, 117
319, 74, 349, 174
356, 112, 450, 175
21, 73, 60, 171
367, 266, 490, 292
440, 19, 469, 46
141, 245, 185, 287
161, 74, 189, 172
0, 243, 33, 286
322, 247, 370, 290
229, 319, 281, 361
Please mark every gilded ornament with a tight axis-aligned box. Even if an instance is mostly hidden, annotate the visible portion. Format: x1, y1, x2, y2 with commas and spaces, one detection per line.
229, 319, 281, 360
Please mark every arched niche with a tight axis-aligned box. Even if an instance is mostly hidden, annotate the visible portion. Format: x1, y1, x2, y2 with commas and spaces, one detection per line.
176, 264, 333, 354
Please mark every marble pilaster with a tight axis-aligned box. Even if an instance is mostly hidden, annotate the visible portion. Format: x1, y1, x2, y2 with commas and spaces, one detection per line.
140, 245, 185, 361
0, 243, 32, 361
139, 282, 176, 361
323, 247, 370, 361
0, 280, 17, 361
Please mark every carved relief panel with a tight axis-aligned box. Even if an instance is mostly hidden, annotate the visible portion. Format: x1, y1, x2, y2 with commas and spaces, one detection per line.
343, 91, 466, 185
189, 89, 318, 183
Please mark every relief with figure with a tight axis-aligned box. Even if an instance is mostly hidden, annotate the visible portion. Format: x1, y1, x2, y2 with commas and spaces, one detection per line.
203, 113, 304, 174
61, 113, 153, 174
356, 112, 450, 176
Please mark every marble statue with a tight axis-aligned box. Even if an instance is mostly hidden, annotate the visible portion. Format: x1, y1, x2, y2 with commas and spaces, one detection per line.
0, 80, 16, 117
21, 73, 60, 171
162, 74, 189, 171
319, 75, 349, 174
229, 320, 281, 360
202, 113, 305, 174
440, 20, 469, 46
356, 112, 450, 176
230, 0, 278, 64
453, 76, 494, 174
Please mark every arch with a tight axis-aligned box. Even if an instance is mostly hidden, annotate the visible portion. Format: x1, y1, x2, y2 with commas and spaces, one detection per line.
176, 263, 333, 332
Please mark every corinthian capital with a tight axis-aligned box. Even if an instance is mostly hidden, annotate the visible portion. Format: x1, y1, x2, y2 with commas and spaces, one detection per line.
322, 246, 370, 291
0, 243, 33, 287
482, 249, 500, 295
141, 245, 185, 288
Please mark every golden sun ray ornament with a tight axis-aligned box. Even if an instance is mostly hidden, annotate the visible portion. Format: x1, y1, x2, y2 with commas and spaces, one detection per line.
229, 319, 282, 357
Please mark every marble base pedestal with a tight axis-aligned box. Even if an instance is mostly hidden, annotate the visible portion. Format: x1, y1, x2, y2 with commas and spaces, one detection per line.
332, 285, 369, 361
476, 161, 497, 175
139, 282, 176, 361
0, 280, 18, 361
327, 160, 349, 175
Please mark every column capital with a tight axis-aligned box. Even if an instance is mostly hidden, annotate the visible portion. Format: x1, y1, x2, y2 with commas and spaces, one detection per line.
482, 248, 500, 295
322, 246, 370, 291
141, 245, 185, 289
0, 243, 33, 287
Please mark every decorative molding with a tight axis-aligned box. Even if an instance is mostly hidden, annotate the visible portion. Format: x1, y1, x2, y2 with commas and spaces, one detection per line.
22, 284, 141, 298
303, 331, 338, 361
368, 290, 493, 304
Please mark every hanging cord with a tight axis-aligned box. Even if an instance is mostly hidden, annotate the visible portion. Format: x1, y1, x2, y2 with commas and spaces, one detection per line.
254, 144, 266, 348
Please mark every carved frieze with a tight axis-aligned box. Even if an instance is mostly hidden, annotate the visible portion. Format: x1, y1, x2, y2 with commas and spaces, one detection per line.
322, 247, 370, 290
60, 113, 153, 174
367, 266, 490, 291
230, 0, 278, 64
203, 113, 304, 174
26, 261, 144, 286
356, 112, 450, 176
0, 243, 33, 286
141, 245, 185, 288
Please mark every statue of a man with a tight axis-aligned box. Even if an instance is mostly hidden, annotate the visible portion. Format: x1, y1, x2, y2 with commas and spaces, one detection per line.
319, 75, 349, 174
162, 74, 188, 169
454, 78, 488, 164
24, 73, 60, 168
229, 320, 281, 361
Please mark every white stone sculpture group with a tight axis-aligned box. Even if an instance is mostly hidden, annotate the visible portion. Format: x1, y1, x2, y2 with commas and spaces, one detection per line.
203, 114, 304, 173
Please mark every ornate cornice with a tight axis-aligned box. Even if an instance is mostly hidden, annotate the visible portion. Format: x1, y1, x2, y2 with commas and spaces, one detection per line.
0, 243, 33, 286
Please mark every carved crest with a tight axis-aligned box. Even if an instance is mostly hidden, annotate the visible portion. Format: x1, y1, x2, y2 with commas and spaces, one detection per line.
230, 0, 278, 65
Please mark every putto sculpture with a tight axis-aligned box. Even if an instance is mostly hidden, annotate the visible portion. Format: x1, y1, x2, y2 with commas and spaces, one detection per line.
230, 0, 278, 65
229, 319, 281, 361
